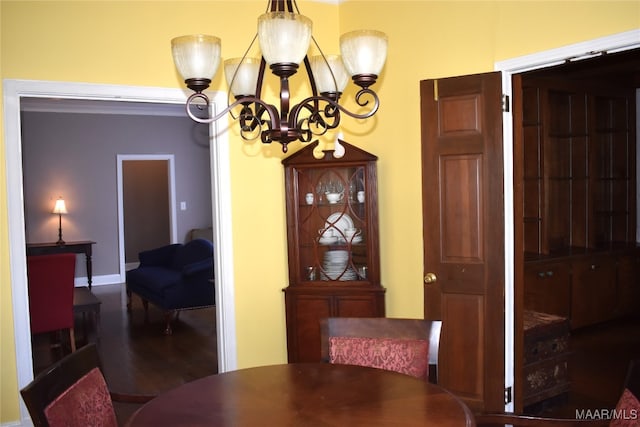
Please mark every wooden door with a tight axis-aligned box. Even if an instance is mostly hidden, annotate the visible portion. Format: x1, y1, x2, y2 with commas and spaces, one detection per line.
420, 72, 505, 412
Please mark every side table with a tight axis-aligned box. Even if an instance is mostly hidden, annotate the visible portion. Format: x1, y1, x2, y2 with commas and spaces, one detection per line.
26, 241, 96, 289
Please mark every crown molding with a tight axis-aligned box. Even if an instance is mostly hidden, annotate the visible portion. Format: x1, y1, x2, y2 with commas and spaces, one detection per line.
20, 97, 187, 117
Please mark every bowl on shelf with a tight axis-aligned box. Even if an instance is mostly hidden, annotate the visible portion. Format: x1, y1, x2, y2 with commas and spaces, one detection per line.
325, 192, 344, 204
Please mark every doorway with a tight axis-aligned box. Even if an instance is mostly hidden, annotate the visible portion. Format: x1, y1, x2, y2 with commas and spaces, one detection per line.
5, 81, 237, 423
117, 155, 177, 275
496, 30, 640, 411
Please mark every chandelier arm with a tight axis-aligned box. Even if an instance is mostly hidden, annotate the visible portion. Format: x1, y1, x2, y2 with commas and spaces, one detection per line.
289, 88, 380, 127
295, 102, 338, 136
302, 55, 320, 100
300, 54, 324, 118
298, 115, 329, 140
290, 0, 301, 14
185, 92, 280, 130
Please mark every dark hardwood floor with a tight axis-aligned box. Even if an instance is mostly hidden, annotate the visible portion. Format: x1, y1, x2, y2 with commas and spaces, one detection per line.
32, 283, 217, 425
31, 283, 640, 425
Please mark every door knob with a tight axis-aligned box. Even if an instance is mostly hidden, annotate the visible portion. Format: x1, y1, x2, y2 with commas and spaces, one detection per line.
424, 272, 437, 284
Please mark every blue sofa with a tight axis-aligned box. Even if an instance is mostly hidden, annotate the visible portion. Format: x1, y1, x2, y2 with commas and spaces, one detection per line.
125, 239, 214, 334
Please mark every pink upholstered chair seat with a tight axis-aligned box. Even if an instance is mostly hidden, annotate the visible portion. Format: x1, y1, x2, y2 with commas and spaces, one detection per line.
610, 388, 640, 427
329, 336, 429, 379
320, 318, 442, 383
44, 367, 117, 427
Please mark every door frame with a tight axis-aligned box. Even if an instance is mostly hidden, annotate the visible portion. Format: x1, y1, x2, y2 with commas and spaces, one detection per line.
116, 154, 178, 278
494, 29, 640, 411
3, 80, 237, 423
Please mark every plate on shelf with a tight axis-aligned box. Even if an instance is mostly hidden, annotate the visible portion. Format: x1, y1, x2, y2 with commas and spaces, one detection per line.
324, 213, 354, 239
318, 235, 338, 245
320, 250, 358, 281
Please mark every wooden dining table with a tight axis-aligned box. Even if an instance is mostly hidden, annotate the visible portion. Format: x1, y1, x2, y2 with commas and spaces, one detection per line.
126, 363, 476, 426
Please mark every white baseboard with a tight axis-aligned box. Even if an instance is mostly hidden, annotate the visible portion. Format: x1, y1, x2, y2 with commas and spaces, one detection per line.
74, 274, 123, 287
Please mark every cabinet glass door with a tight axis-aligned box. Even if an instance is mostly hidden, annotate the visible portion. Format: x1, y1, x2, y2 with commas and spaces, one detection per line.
295, 165, 368, 282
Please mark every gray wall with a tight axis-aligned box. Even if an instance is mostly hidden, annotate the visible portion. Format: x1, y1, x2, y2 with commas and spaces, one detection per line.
21, 110, 212, 280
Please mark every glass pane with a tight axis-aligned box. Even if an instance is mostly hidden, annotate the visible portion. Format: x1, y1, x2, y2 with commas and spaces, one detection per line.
295, 166, 368, 282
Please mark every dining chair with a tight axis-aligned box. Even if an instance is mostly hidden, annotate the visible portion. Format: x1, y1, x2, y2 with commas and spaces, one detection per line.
27, 253, 77, 354
21, 343, 117, 426
21, 343, 154, 427
320, 317, 442, 383
475, 359, 640, 427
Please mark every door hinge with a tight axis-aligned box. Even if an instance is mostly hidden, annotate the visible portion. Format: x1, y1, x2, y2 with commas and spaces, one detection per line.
504, 386, 513, 404
502, 94, 510, 112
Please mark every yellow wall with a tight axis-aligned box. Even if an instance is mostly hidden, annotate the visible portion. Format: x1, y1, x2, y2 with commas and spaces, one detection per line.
1, 0, 637, 423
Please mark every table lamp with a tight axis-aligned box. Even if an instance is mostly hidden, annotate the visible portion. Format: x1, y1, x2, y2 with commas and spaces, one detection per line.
52, 197, 68, 245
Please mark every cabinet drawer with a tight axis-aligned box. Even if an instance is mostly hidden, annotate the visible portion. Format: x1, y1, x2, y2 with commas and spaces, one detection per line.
335, 295, 383, 317
524, 262, 571, 317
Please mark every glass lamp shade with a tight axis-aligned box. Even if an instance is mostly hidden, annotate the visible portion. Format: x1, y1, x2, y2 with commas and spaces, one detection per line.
171, 35, 222, 81
340, 30, 388, 76
52, 198, 67, 214
257, 12, 312, 65
309, 55, 349, 94
224, 58, 261, 97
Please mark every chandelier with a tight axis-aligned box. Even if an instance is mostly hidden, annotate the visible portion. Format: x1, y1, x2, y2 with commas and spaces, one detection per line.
171, 0, 388, 153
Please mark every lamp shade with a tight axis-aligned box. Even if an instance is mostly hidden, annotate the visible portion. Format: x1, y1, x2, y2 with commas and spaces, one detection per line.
171, 35, 222, 81
340, 30, 388, 76
52, 198, 67, 214
224, 58, 261, 97
309, 55, 349, 94
257, 12, 312, 65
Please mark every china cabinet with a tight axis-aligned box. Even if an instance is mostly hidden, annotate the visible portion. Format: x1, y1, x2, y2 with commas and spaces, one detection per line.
520, 74, 638, 329
282, 140, 385, 362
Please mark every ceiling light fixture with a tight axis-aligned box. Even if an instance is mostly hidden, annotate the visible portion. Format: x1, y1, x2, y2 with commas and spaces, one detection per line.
171, 0, 388, 153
